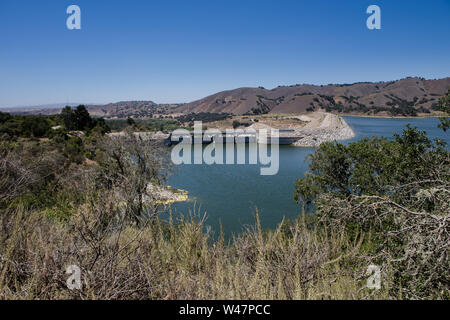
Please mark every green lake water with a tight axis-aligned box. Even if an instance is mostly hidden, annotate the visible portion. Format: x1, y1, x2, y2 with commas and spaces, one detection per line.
167, 117, 449, 237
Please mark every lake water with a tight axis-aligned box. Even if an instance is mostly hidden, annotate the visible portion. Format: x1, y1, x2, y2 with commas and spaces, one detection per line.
167, 117, 449, 237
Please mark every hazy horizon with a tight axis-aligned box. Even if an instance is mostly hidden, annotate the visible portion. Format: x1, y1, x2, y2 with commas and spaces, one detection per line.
1, 75, 449, 110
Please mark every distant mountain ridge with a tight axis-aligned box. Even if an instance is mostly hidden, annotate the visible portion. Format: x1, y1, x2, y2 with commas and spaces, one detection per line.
1, 103, 84, 111
5, 77, 450, 117
6, 101, 185, 118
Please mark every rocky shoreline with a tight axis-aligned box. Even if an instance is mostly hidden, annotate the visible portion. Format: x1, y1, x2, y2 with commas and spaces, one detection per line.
146, 183, 189, 205
291, 113, 355, 147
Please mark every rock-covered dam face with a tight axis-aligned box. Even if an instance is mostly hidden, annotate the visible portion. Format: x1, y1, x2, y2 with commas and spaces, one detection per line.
166, 114, 355, 147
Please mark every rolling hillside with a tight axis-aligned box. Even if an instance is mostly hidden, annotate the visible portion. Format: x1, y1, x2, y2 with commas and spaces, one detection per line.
5, 77, 449, 118
181, 77, 450, 116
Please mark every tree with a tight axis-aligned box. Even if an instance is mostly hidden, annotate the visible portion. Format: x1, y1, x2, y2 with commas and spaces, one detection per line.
0, 112, 12, 123
94, 130, 172, 224
74, 105, 92, 130
437, 89, 450, 131
22, 116, 51, 137
294, 126, 441, 204
126, 117, 136, 126
294, 126, 449, 299
60, 105, 108, 133
61, 106, 77, 130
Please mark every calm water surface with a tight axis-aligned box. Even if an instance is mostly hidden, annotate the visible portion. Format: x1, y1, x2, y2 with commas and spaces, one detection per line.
167, 117, 449, 236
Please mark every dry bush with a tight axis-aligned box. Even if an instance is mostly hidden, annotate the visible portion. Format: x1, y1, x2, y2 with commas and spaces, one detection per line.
317, 178, 450, 299
0, 141, 67, 206
93, 131, 172, 224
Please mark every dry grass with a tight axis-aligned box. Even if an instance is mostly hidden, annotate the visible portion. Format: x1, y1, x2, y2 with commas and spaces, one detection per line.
0, 201, 387, 300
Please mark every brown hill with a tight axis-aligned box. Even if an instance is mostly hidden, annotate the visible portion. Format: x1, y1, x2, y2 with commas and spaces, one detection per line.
181, 77, 450, 116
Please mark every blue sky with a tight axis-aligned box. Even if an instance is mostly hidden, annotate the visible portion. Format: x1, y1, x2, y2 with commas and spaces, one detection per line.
0, 0, 449, 107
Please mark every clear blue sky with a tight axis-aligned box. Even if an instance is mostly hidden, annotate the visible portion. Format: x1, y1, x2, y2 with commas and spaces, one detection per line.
0, 0, 449, 107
